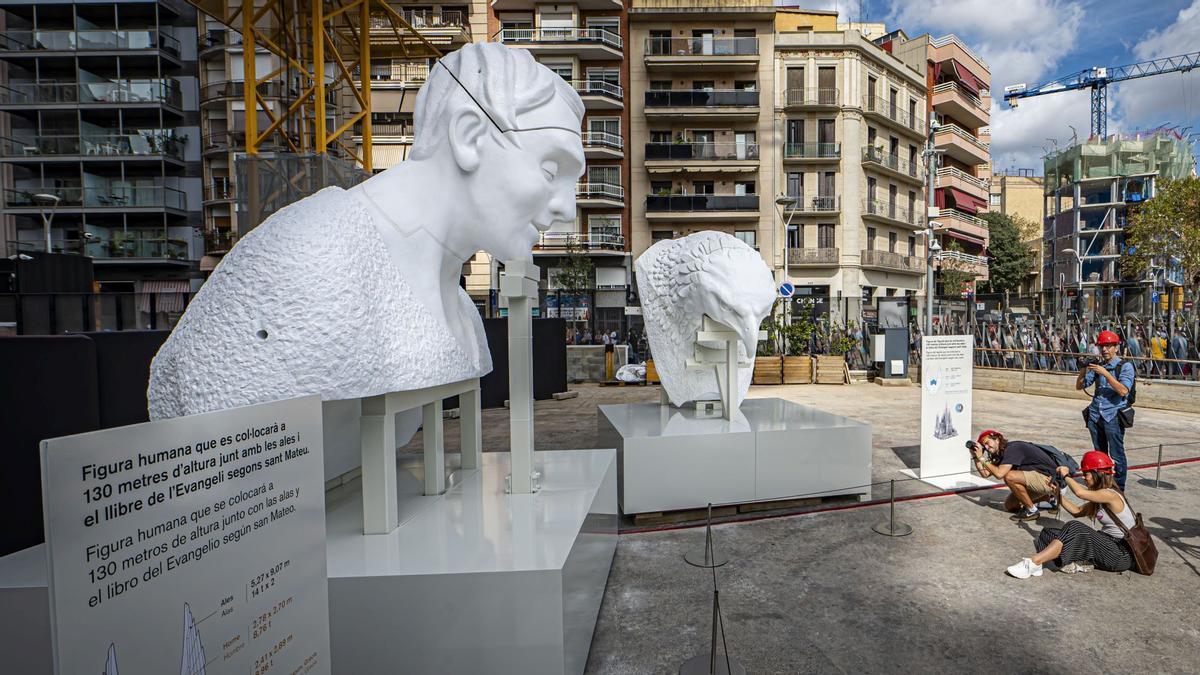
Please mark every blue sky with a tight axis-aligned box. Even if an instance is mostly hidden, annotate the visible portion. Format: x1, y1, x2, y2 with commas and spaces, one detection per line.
803, 0, 1200, 173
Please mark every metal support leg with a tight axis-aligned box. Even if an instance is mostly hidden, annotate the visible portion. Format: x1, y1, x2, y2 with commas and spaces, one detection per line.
423, 399, 445, 496
459, 386, 482, 470
360, 394, 398, 534
1138, 443, 1176, 490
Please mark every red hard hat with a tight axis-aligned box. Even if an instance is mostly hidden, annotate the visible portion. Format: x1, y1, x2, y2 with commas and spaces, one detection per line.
1081, 450, 1115, 473
1096, 330, 1121, 346
977, 429, 1002, 444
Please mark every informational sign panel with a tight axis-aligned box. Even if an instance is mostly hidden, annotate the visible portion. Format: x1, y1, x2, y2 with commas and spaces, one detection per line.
41, 395, 330, 675
919, 335, 975, 479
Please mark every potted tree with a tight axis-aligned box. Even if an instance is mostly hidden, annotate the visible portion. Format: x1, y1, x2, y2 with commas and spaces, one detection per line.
752, 302, 783, 385
781, 310, 815, 384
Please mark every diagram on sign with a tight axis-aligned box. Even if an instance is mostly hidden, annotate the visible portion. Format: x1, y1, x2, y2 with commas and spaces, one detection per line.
104, 642, 119, 675
933, 403, 959, 440
180, 603, 207, 675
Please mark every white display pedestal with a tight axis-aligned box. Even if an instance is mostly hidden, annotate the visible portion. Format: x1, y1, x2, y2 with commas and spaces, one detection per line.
0, 449, 617, 675
598, 398, 872, 514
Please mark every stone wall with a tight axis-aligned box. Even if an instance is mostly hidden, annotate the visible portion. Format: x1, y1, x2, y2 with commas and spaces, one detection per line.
568, 345, 630, 382
973, 367, 1200, 414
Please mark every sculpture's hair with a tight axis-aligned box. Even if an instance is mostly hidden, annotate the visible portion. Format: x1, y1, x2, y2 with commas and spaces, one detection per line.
410, 43, 584, 159
646, 233, 761, 300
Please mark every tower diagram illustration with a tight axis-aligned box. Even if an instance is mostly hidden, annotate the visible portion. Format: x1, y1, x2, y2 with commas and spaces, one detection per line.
180, 603, 206, 675
933, 403, 958, 440
104, 643, 119, 675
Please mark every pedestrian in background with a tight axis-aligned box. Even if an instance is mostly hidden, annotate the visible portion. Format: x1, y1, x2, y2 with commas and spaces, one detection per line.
1075, 330, 1135, 490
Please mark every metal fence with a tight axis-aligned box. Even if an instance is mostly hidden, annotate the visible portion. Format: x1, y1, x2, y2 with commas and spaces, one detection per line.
0, 292, 194, 335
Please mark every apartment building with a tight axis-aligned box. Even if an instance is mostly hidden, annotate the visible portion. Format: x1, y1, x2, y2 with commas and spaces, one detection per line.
891, 32, 991, 291
1043, 133, 1193, 316
628, 0, 775, 305
774, 10, 928, 306
0, 0, 202, 293
989, 169, 1043, 297
491, 0, 631, 333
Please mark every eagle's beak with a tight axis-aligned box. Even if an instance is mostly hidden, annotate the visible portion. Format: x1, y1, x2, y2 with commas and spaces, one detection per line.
737, 315, 761, 357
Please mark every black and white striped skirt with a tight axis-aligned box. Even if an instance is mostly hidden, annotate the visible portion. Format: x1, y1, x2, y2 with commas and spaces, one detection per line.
1035, 520, 1133, 572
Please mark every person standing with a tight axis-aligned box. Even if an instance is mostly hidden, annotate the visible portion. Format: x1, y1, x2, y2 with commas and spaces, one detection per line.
1075, 330, 1135, 490
1149, 330, 1167, 377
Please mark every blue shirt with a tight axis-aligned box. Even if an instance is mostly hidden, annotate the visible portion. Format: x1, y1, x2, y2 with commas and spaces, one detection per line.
1084, 357, 1135, 422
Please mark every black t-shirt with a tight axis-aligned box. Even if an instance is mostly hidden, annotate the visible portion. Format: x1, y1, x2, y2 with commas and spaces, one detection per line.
999, 441, 1056, 477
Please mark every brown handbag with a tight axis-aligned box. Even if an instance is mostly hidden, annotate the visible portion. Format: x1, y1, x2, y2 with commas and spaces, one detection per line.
1103, 492, 1158, 576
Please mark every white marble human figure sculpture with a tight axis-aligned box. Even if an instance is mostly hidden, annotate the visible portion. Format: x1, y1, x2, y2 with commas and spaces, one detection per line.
635, 231, 776, 410
148, 43, 585, 419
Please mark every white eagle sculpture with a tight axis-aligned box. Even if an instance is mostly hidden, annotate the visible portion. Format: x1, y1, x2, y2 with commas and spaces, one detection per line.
635, 231, 776, 411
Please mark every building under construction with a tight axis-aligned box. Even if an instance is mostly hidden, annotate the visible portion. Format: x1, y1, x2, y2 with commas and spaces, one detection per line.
1043, 131, 1195, 316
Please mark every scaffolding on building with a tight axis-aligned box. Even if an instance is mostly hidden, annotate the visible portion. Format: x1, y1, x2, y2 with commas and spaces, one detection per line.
1044, 131, 1195, 190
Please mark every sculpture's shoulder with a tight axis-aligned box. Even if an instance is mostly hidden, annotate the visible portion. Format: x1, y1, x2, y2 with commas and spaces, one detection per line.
235, 187, 377, 261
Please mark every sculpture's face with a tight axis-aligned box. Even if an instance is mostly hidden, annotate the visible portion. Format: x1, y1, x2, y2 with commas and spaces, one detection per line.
697, 253, 777, 353
472, 97, 584, 261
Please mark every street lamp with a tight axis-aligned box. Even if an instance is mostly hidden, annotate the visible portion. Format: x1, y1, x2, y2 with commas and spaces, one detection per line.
32, 193, 60, 253
774, 195, 800, 329
926, 231, 942, 336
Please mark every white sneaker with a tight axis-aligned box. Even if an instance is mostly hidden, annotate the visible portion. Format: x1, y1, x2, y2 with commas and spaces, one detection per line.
1006, 558, 1043, 579
1060, 562, 1094, 574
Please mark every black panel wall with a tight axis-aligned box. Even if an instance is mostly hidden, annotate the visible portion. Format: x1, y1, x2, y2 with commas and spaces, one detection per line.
84, 330, 169, 428
479, 318, 567, 409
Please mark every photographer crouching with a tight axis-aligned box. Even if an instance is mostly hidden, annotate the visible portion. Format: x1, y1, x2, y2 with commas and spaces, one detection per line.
1075, 330, 1135, 490
969, 430, 1060, 522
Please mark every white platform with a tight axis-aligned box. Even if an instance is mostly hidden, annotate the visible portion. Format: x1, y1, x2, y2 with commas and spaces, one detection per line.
0, 449, 617, 675
900, 468, 997, 491
597, 398, 872, 514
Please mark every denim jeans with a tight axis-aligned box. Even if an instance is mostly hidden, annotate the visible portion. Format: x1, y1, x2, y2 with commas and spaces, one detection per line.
1087, 413, 1127, 490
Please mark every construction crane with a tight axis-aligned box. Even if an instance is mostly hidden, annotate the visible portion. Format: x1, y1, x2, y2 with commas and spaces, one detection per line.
1004, 50, 1200, 138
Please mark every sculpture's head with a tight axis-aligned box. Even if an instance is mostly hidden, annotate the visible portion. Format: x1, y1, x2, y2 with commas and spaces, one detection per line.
409, 43, 585, 261
687, 237, 777, 354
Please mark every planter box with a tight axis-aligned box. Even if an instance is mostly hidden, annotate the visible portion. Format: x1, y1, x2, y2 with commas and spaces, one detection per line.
752, 356, 783, 385
646, 359, 660, 383
782, 355, 813, 384
814, 355, 846, 384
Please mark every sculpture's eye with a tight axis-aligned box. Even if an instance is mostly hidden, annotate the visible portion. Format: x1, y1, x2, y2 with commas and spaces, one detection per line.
541, 160, 558, 182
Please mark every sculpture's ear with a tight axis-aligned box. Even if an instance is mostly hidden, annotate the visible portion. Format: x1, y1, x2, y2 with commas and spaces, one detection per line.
448, 106, 489, 173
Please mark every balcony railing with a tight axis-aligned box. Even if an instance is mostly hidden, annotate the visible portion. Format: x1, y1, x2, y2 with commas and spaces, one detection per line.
644, 89, 759, 107
783, 142, 840, 159
935, 166, 987, 190
645, 141, 759, 161
398, 9, 466, 28
582, 131, 623, 151
0, 132, 185, 159
646, 194, 759, 212
644, 36, 758, 56
864, 198, 917, 225
4, 186, 186, 210
862, 249, 923, 273
932, 81, 986, 111
0, 79, 182, 107
788, 247, 839, 265
205, 229, 238, 252
204, 180, 234, 201
572, 79, 623, 100
861, 96, 925, 134
201, 80, 283, 100
361, 123, 413, 138
939, 207, 987, 228
936, 249, 989, 267
0, 29, 181, 55
536, 231, 625, 251
356, 61, 429, 84
783, 195, 839, 212
576, 182, 624, 200
934, 123, 990, 151
863, 147, 921, 178
497, 27, 622, 50
929, 34, 989, 71
785, 88, 839, 106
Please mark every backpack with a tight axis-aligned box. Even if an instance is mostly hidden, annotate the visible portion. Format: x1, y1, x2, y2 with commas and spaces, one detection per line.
1117, 360, 1137, 406
1032, 443, 1079, 475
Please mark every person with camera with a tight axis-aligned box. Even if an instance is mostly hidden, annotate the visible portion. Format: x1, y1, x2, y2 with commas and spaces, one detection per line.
1075, 330, 1135, 490
969, 430, 1059, 522
1005, 451, 1135, 579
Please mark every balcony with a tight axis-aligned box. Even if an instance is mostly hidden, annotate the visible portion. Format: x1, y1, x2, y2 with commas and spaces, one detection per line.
495, 28, 622, 60
782, 195, 839, 214
0, 79, 182, 109
936, 208, 989, 245
783, 142, 840, 162
784, 88, 839, 109
368, 10, 470, 47
643, 36, 758, 71
861, 96, 925, 138
0, 30, 181, 57
936, 249, 989, 279
928, 36, 990, 90
934, 166, 988, 200
862, 199, 920, 229
582, 131, 623, 159
645, 194, 759, 222
535, 231, 626, 253
933, 123, 989, 166
202, 131, 286, 155
861, 249, 923, 275
203, 180, 235, 203
357, 123, 413, 141
788, 247, 839, 267
204, 229, 238, 254
4, 186, 186, 212
356, 61, 429, 88
644, 141, 759, 173
576, 182, 624, 207
862, 147, 923, 185
931, 81, 989, 129
644, 89, 759, 121
201, 80, 284, 104
571, 80, 623, 109
0, 132, 185, 161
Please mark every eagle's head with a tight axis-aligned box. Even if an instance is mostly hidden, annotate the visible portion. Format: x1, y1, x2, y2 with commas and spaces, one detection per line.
693, 243, 777, 356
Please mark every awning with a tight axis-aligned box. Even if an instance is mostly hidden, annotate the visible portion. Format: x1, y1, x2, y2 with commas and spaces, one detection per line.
942, 228, 985, 247
939, 186, 987, 213
949, 59, 983, 96
137, 279, 189, 314
370, 143, 409, 170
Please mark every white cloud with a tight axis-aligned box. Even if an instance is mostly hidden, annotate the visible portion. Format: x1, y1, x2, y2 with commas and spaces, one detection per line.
1109, 0, 1200, 135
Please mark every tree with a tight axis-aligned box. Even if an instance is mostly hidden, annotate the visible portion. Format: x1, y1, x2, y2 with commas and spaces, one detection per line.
979, 212, 1036, 294
550, 237, 594, 333
937, 239, 974, 297
1123, 176, 1200, 302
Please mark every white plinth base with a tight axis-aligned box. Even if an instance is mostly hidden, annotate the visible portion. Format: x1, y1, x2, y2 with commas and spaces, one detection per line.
0, 450, 617, 675
597, 398, 872, 514
900, 469, 996, 491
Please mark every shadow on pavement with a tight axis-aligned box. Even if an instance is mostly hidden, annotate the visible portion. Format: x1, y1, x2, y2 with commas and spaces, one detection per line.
1147, 517, 1200, 578
890, 444, 920, 470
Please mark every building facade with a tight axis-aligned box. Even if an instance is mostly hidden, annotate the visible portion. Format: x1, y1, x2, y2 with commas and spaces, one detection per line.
0, 0, 202, 294
989, 169, 1043, 297
773, 10, 929, 309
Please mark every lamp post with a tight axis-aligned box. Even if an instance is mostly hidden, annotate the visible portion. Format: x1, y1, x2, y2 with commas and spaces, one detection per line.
922, 118, 944, 338
32, 193, 61, 253
926, 232, 942, 336
775, 195, 800, 330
